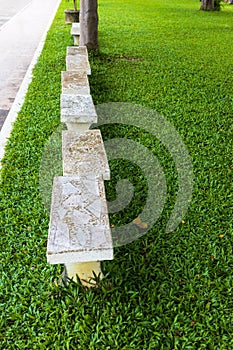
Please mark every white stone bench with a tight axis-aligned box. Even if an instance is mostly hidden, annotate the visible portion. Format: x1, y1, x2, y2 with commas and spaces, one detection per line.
47, 175, 113, 285
60, 94, 97, 131
47, 130, 112, 286
62, 130, 110, 180
71, 23, 80, 46
61, 71, 90, 95
66, 46, 91, 75
47, 44, 114, 287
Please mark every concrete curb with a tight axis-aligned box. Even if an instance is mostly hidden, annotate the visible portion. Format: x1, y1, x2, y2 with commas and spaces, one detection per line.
0, 0, 62, 168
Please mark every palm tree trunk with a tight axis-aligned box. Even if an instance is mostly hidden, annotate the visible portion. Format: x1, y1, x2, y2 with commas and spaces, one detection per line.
73, 0, 77, 12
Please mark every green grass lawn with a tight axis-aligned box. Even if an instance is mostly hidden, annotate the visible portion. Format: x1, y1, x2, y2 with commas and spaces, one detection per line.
0, 0, 233, 348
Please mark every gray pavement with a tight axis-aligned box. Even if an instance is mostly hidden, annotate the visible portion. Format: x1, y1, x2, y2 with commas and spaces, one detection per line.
0, 0, 31, 27
0, 0, 60, 130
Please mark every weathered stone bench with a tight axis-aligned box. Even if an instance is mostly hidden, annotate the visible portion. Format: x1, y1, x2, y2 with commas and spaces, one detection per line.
71, 23, 80, 46
47, 131, 112, 286
47, 44, 113, 287
66, 46, 91, 75
62, 130, 110, 180
47, 175, 113, 286
61, 71, 90, 95
60, 94, 97, 132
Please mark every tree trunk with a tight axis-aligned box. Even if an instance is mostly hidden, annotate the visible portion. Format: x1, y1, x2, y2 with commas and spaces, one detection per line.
73, 0, 77, 12
200, 0, 215, 10
80, 0, 98, 49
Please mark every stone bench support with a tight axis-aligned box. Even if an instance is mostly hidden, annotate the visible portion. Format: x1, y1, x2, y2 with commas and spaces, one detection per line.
64, 261, 103, 286
71, 23, 80, 46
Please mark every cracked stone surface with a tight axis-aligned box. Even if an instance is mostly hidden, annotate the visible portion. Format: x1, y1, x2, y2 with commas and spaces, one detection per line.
66, 56, 91, 75
61, 71, 90, 95
66, 46, 91, 74
47, 176, 113, 264
60, 94, 97, 125
62, 130, 110, 180
67, 46, 87, 56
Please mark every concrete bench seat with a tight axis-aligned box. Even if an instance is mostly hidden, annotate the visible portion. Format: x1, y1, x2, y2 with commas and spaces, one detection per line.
60, 94, 97, 131
62, 71, 90, 95
66, 46, 91, 74
71, 23, 80, 46
67, 46, 87, 56
62, 130, 110, 180
47, 175, 113, 265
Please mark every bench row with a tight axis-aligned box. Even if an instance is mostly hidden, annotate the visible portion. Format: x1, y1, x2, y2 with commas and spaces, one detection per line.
61, 46, 95, 132
47, 44, 113, 286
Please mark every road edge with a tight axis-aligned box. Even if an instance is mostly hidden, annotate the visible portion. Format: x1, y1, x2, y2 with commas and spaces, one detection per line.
0, 0, 62, 168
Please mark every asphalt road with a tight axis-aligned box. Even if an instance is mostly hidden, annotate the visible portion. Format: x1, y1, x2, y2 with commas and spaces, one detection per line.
0, 0, 59, 130
0, 0, 31, 27
0, 0, 32, 128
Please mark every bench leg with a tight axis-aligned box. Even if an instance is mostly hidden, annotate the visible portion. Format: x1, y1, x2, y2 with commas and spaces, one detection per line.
73, 36, 80, 46
66, 122, 92, 132
63, 261, 104, 287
